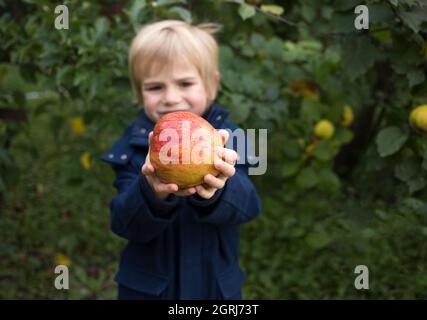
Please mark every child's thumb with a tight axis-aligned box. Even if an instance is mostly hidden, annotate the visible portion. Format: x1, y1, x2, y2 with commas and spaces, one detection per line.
148, 131, 153, 145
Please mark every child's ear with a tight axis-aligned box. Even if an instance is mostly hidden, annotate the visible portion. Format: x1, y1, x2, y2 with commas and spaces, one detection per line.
209, 71, 221, 101
214, 71, 221, 89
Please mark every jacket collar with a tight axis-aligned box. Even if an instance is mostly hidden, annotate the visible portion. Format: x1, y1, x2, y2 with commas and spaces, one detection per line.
202, 102, 229, 126
129, 103, 229, 148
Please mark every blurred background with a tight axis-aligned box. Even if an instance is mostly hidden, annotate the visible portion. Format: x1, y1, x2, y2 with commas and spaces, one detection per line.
1, 0, 427, 299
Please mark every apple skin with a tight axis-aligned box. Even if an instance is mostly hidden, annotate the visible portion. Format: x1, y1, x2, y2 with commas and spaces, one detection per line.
149, 111, 224, 189
410, 105, 427, 133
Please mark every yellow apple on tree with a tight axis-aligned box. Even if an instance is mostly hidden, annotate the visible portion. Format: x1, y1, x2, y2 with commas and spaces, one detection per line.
314, 119, 335, 139
341, 105, 354, 127
409, 104, 427, 133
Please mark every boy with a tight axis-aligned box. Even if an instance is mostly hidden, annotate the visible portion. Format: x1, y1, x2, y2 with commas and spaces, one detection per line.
101, 20, 262, 300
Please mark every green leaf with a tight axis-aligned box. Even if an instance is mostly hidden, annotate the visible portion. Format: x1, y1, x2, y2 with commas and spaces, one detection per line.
221, 70, 240, 91
168, 7, 192, 22
407, 176, 426, 194
241, 77, 260, 94
124, 0, 146, 26
372, 30, 392, 43
300, 99, 321, 123
255, 104, 275, 120
219, 45, 234, 67
250, 33, 266, 48
305, 231, 333, 250
321, 7, 334, 20
318, 169, 341, 192
296, 167, 319, 189
260, 5, 284, 16
376, 126, 408, 157
241, 44, 255, 57
330, 13, 356, 33
360, 228, 377, 239
335, 129, 354, 145
399, 9, 427, 33
334, 0, 361, 11
300, 4, 315, 22
342, 36, 381, 80
394, 159, 418, 182
228, 94, 251, 123
313, 140, 338, 162
56, 65, 73, 86
265, 86, 279, 101
238, 4, 256, 20
369, 4, 394, 24
407, 70, 425, 87
153, 0, 185, 5
264, 38, 284, 60
73, 72, 89, 87
423, 148, 427, 171
94, 17, 109, 39
399, 197, 427, 215
283, 139, 302, 159
282, 160, 301, 178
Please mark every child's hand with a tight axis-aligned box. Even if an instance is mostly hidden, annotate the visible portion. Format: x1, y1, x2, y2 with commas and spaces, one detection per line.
142, 132, 197, 200
195, 129, 238, 200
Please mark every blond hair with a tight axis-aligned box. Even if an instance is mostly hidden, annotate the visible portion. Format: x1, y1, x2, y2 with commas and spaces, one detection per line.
128, 20, 222, 104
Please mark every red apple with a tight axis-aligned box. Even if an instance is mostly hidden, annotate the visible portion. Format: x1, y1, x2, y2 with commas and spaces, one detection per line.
149, 111, 224, 189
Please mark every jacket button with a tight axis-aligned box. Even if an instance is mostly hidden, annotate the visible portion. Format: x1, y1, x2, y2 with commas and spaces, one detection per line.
120, 154, 128, 160
216, 115, 222, 121
140, 128, 147, 134
108, 154, 114, 159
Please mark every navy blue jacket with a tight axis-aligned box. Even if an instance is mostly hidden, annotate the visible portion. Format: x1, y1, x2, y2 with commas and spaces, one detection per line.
101, 103, 262, 300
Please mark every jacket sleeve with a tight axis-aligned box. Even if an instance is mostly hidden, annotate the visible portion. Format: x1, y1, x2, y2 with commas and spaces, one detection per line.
188, 164, 262, 225
108, 162, 181, 243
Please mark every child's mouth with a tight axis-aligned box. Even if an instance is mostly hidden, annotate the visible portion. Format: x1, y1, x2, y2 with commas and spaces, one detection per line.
158, 109, 190, 116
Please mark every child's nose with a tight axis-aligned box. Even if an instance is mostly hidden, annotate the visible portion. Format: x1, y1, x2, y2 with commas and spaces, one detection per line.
163, 87, 182, 106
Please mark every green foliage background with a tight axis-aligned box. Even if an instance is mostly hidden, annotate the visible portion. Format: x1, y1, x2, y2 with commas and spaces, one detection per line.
1, 0, 427, 299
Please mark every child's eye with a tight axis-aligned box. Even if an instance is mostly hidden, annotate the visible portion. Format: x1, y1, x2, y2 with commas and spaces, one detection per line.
146, 86, 162, 91
180, 82, 193, 88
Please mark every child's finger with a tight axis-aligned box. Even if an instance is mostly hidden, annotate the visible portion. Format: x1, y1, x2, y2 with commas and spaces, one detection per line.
214, 159, 236, 177
155, 181, 178, 194
204, 174, 226, 190
195, 184, 215, 199
224, 149, 238, 165
165, 183, 179, 193
215, 147, 237, 165
142, 163, 155, 175
217, 129, 229, 145
173, 187, 196, 196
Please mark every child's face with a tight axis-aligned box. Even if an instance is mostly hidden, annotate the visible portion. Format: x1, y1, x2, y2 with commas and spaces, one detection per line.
141, 59, 212, 122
